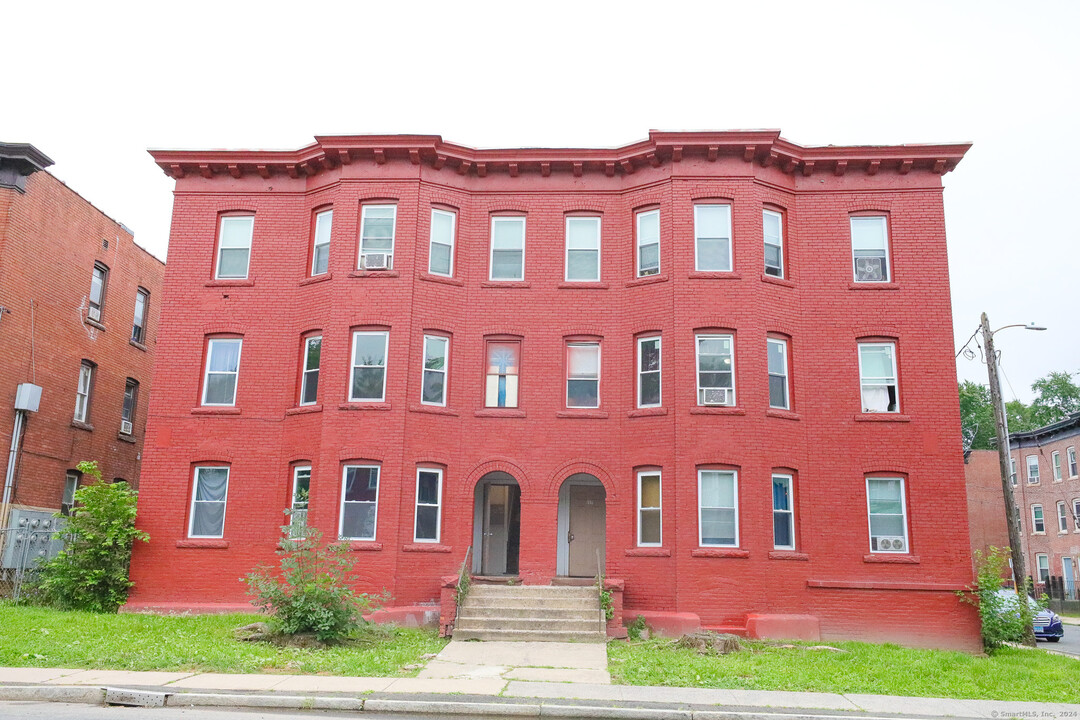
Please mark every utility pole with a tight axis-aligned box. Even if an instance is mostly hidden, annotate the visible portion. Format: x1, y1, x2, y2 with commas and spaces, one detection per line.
981, 312, 1036, 646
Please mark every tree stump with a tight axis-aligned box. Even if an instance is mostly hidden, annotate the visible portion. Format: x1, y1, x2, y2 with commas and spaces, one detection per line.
675, 631, 743, 655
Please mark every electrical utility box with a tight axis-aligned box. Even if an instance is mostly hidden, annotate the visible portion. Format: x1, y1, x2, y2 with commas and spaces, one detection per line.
1, 510, 65, 569
14, 383, 42, 412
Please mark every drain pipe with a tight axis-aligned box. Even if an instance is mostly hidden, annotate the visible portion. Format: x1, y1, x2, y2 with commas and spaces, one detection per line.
1, 409, 26, 531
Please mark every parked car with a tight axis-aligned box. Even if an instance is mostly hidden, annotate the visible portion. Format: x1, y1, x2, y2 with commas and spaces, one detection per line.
994, 589, 1064, 642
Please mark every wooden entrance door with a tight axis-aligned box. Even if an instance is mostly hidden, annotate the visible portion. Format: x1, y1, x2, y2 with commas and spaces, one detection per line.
567, 484, 606, 577
482, 484, 510, 575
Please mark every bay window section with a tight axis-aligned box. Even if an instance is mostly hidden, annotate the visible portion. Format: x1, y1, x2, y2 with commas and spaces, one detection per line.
300, 336, 321, 406
694, 204, 732, 271
763, 209, 784, 278
429, 209, 456, 276
767, 338, 789, 409
698, 469, 738, 547
358, 205, 396, 269
696, 334, 734, 406
422, 335, 449, 406
290, 466, 310, 538
485, 341, 520, 408
636, 210, 660, 277
637, 337, 661, 408
349, 331, 388, 402
565, 216, 601, 282
851, 216, 890, 283
490, 217, 525, 280
339, 465, 379, 541
637, 471, 662, 546
311, 209, 332, 276
858, 342, 898, 413
566, 343, 600, 408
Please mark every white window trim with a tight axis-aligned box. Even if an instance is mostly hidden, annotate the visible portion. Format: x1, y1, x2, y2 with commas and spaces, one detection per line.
349, 331, 388, 403
1010, 457, 1018, 486
698, 469, 739, 548
413, 467, 443, 544
1032, 504, 1045, 534
74, 363, 93, 422
300, 335, 321, 406
866, 476, 909, 554
763, 209, 784, 278
695, 334, 735, 407
636, 336, 662, 409
1074, 499, 1080, 532
850, 215, 890, 283
489, 216, 526, 281
132, 288, 148, 342
1026, 455, 1040, 484
693, 204, 733, 272
428, 209, 457, 277
214, 215, 254, 280
635, 209, 660, 278
421, 335, 449, 407
1069, 447, 1079, 478
858, 342, 899, 414
1036, 553, 1050, 583
290, 466, 311, 537
1058, 501, 1069, 533
358, 204, 397, 269
338, 465, 380, 541
1052, 451, 1062, 481
636, 470, 662, 547
201, 338, 243, 407
564, 216, 601, 282
188, 466, 229, 539
772, 473, 795, 550
311, 209, 333, 276
566, 342, 600, 409
88, 264, 107, 320
767, 337, 789, 410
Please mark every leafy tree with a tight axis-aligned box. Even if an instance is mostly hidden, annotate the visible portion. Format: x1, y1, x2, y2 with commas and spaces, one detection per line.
1029, 371, 1080, 427
33, 461, 149, 613
1005, 399, 1036, 433
958, 380, 995, 450
958, 547, 1039, 650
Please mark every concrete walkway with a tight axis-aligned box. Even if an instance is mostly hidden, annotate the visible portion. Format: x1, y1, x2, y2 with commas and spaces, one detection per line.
419, 640, 610, 684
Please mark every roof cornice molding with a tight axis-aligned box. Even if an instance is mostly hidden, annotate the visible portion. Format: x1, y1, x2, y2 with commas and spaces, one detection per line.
148, 130, 972, 182
0, 142, 54, 174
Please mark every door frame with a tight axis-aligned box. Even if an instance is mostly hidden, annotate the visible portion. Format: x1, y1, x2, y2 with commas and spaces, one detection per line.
471, 471, 519, 575
556, 473, 606, 577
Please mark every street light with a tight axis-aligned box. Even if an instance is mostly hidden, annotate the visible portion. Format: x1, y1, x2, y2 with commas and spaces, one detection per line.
979, 312, 1045, 644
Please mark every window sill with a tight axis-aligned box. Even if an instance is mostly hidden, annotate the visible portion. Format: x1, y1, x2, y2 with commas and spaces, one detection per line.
627, 407, 667, 418
339, 402, 392, 411
625, 274, 669, 288
299, 272, 333, 286
117, 432, 137, 444
286, 404, 323, 416
766, 408, 801, 421
761, 274, 795, 288
481, 280, 531, 288
347, 541, 383, 551
690, 406, 746, 416
557, 410, 609, 419
688, 271, 742, 281
853, 413, 911, 423
848, 282, 899, 291
205, 278, 255, 287
192, 407, 242, 415
410, 404, 458, 416
692, 548, 750, 559
863, 554, 920, 564
558, 281, 609, 290
403, 543, 453, 553
625, 547, 671, 557
474, 408, 526, 418
418, 272, 465, 287
176, 539, 229, 549
129, 339, 148, 352
769, 551, 809, 561
349, 270, 399, 279
70, 420, 94, 432
85, 318, 106, 331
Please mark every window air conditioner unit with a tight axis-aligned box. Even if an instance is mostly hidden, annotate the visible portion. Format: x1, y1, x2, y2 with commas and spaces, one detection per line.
120, 420, 133, 435
875, 536, 905, 552
362, 253, 389, 270
702, 388, 731, 406
855, 257, 884, 282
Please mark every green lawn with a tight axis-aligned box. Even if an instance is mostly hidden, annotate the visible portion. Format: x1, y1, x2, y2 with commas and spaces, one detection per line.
0, 605, 446, 676
608, 638, 1080, 703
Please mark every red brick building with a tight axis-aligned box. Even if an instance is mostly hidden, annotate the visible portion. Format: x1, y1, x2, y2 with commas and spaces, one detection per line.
0, 143, 164, 523
963, 450, 1011, 571
129, 131, 980, 650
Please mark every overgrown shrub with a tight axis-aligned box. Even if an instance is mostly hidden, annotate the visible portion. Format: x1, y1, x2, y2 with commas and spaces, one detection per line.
242, 525, 382, 643
959, 547, 1039, 651
33, 461, 148, 613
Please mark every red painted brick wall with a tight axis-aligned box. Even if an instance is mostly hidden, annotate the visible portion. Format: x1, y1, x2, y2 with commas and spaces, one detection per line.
0, 170, 164, 512
128, 134, 981, 651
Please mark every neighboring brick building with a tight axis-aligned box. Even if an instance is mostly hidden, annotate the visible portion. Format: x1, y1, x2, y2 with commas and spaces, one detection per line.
129, 130, 980, 651
0, 143, 164, 522
963, 449, 1011, 570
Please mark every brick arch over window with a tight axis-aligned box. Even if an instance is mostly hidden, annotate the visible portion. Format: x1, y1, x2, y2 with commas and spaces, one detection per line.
545, 459, 617, 499
454, 458, 531, 502
862, 464, 910, 475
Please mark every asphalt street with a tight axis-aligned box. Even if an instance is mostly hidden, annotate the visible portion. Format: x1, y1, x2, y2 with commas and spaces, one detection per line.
1040, 628, 1080, 656
0, 703, 447, 720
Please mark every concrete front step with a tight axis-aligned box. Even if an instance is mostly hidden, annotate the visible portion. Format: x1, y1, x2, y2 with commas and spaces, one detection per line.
468, 585, 598, 599
452, 628, 605, 642
455, 617, 602, 633
463, 597, 598, 611
455, 583, 605, 642
457, 606, 598, 621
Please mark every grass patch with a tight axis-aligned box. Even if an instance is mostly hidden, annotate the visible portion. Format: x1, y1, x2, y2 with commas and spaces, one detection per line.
608, 637, 1080, 703
0, 604, 446, 676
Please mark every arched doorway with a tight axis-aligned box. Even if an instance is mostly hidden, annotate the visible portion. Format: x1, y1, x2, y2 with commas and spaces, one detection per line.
472, 471, 521, 576
557, 473, 606, 577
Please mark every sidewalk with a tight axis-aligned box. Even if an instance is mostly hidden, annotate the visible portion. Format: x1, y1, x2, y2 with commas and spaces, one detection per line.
1, 665, 1077, 719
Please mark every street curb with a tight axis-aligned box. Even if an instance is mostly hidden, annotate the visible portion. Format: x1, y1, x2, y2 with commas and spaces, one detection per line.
165, 692, 365, 711
365, 698, 541, 716
0, 685, 105, 704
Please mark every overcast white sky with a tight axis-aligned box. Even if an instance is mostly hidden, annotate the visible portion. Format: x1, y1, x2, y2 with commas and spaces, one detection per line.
4, 1, 1075, 402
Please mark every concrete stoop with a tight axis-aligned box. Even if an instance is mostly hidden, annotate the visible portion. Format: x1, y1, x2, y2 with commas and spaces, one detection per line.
454, 584, 606, 642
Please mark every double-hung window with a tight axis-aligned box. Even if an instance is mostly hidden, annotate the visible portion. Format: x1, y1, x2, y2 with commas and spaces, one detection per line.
74, 361, 94, 422
694, 204, 732, 271
696, 334, 734, 406
1027, 455, 1040, 484
121, 379, 138, 435
485, 341, 520, 408
290, 466, 310, 538
767, 337, 789, 409
763, 209, 784, 278
858, 342, 898, 413
88, 262, 108, 322
637, 337, 661, 408
1074, 499, 1080, 531
429, 209, 456, 276
422, 335, 449, 406
1036, 554, 1050, 584
202, 338, 242, 406
216, 215, 253, 279
565, 216, 600, 282
311, 209, 332, 276
698, 469, 738, 547
637, 471, 662, 546
772, 474, 795, 549
1010, 458, 1018, 486
350, 331, 388, 402
1032, 504, 1045, 533
132, 288, 148, 343
1069, 447, 1078, 478
566, 343, 600, 408
851, 216, 890, 283
866, 477, 909, 553
1052, 451, 1062, 481
1058, 501, 1069, 533
359, 205, 396, 269
300, 336, 321, 406
490, 217, 525, 280
189, 466, 229, 538
636, 210, 660, 277
340, 465, 379, 541
414, 468, 442, 543
61, 471, 79, 516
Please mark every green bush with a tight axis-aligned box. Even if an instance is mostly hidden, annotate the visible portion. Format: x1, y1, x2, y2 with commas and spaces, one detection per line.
33, 461, 148, 613
242, 525, 382, 643
959, 547, 1039, 651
